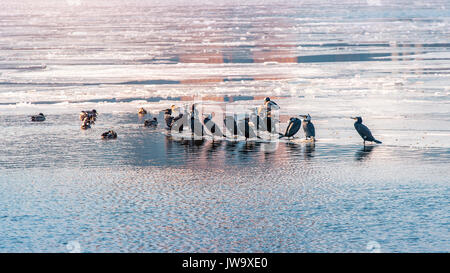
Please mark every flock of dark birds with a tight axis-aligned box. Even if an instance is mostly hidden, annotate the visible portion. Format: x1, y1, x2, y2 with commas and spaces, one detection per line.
30, 97, 382, 145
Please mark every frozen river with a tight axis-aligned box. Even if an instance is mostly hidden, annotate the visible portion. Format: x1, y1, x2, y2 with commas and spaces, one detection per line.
0, 0, 449, 252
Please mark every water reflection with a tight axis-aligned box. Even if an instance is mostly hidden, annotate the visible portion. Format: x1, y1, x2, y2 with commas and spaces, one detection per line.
162, 135, 342, 167
238, 141, 261, 159
355, 145, 376, 161
141, 48, 429, 65
304, 143, 316, 160
166, 135, 206, 155
204, 140, 223, 160
2, 112, 450, 170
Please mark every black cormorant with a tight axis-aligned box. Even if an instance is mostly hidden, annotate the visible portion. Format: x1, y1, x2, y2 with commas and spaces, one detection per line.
301, 114, 315, 140
257, 97, 280, 133
203, 113, 225, 138
189, 104, 205, 137
352, 117, 381, 145
224, 114, 238, 138
279, 117, 301, 139
191, 118, 205, 137
170, 113, 185, 132
238, 117, 259, 141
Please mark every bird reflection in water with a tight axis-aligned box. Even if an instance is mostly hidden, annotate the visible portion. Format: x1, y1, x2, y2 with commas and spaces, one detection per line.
236, 141, 261, 164
355, 145, 375, 161
164, 134, 322, 166
260, 141, 278, 153
239, 141, 260, 154
304, 142, 316, 160
204, 140, 223, 159
223, 140, 241, 164
165, 135, 206, 156
224, 140, 239, 151
282, 141, 315, 161
284, 142, 302, 158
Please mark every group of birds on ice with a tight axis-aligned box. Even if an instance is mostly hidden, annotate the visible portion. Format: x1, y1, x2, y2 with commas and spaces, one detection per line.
141, 97, 381, 145
31, 109, 117, 139
30, 96, 382, 145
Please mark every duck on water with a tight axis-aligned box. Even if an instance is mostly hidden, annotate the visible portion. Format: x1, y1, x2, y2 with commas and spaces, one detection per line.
144, 117, 158, 127
81, 117, 91, 130
138, 107, 147, 115
79, 109, 97, 122
31, 113, 45, 122
101, 130, 117, 139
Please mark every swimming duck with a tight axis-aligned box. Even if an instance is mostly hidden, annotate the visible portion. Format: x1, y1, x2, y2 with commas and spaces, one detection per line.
144, 117, 158, 127
79, 109, 97, 122
31, 113, 45, 122
80, 117, 91, 129
101, 130, 117, 139
138, 107, 147, 115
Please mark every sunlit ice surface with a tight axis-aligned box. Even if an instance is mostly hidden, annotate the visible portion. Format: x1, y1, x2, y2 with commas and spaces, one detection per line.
0, 0, 449, 252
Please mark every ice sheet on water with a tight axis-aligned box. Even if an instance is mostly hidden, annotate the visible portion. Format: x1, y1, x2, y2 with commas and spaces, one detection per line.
0, 0, 449, 253
0, 0, 449, 149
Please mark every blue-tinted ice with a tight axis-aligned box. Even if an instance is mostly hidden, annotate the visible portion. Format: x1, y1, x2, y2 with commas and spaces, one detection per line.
0, 0, 449, 252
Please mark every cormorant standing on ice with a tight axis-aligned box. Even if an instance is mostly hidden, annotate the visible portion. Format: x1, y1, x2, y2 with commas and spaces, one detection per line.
352, 117, 382, 145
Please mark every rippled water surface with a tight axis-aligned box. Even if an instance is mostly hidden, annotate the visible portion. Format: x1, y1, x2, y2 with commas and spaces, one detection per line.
0, 0, 449, 252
